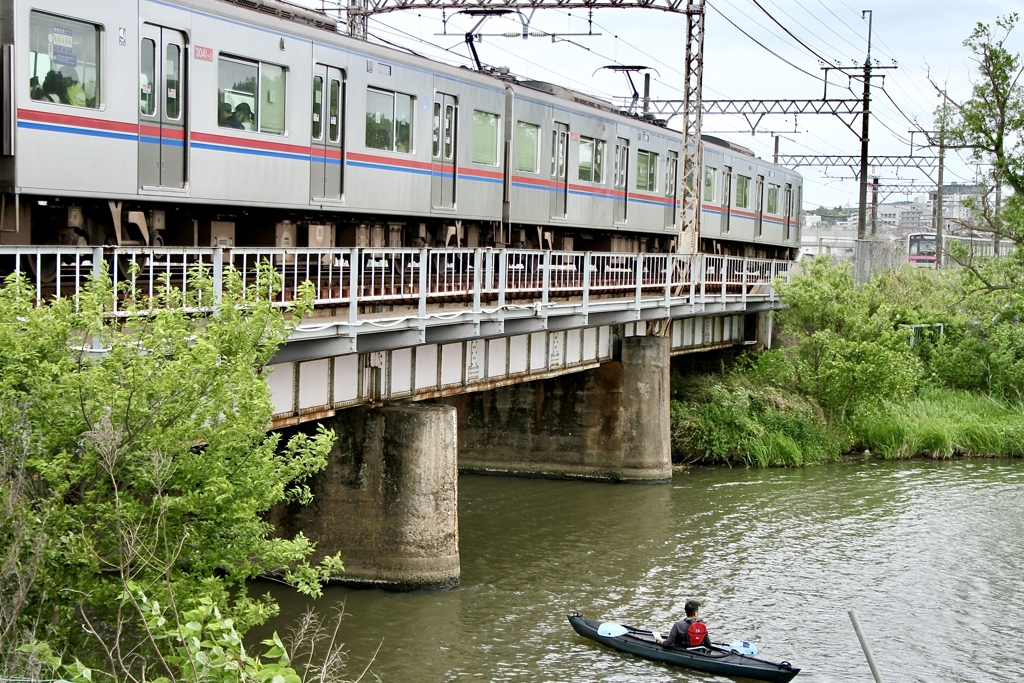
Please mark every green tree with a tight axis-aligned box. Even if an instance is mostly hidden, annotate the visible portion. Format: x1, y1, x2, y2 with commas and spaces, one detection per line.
0, 264, 342, 678
928, 15, 1024, 400
774, 258, 924, 420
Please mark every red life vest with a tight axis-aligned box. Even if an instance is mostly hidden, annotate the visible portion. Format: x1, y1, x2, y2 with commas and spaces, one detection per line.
686, 619, 709, 647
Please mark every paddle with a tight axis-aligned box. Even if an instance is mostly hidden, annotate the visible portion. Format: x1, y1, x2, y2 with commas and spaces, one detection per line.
595, 619, 760, 658
596, 622, 630, 637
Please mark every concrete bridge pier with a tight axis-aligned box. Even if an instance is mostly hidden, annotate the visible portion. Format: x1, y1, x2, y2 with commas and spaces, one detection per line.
451, 333, 672, 482
272, 404, 460, 589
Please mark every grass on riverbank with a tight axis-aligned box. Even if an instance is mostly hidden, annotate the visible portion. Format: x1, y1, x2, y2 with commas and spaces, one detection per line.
850, 387, 1024, 459
670, 373, 844, 467
670, 373, 1024, 467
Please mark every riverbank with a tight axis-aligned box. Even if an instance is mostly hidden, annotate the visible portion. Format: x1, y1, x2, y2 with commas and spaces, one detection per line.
670, 370, 1024, 466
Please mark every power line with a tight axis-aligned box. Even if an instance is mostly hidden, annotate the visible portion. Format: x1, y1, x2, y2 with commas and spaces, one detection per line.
760, 0, 860, 64
705, 1, 830, 84
745, 0, 842, 67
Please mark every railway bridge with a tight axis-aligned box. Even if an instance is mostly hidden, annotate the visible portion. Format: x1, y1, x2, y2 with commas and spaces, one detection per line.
3, 244, 790, 589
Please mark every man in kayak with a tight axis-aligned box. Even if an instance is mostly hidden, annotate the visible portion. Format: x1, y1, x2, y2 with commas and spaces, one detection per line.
655, 599, 713, 649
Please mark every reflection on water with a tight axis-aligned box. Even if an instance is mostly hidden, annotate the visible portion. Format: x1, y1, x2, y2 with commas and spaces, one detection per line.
256, 460, 1024, 682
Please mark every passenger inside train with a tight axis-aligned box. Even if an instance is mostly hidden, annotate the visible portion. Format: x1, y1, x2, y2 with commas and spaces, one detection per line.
234, 102, 254, 130
218, 101, 243, 129
60, 66, 87, 107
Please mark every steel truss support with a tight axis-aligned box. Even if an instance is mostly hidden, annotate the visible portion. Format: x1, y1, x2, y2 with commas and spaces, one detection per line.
639, 97, 863, 133
678, 0, 704, 255
340, 0, 707, 255
776, 155, 939, 174
350, 0, 694, 13
644, 98, 861, 117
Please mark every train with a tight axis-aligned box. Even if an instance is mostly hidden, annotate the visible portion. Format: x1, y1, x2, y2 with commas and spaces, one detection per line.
907, 232, 1014, 267
0, 0, 803, 280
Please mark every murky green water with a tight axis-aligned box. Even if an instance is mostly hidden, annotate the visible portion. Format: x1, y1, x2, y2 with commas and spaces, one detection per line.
259, 460, 1024, 682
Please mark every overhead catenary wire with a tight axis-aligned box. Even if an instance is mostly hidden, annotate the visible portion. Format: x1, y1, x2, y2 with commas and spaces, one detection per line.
745, 0, 844, 68
759, 0, 861, 64
307, 0, 964, 206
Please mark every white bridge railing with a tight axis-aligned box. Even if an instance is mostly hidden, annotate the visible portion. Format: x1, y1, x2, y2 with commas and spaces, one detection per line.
0, 246, 792, 317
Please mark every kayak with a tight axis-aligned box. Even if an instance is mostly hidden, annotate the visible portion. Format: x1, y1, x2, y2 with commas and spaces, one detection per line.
567, 613, 800, 683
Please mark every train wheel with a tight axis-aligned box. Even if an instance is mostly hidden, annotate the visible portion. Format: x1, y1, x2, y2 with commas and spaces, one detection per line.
23, 250, 58, 284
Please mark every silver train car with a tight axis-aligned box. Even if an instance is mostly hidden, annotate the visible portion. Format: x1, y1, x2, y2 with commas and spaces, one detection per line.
0, 0, 802, 273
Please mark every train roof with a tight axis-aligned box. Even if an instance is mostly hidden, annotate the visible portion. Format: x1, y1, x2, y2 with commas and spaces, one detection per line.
701, 134, 756, 158
517, 80, 621, 115
215, 0, 339, 32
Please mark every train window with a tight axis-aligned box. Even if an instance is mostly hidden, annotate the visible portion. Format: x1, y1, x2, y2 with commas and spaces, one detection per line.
767, 184, 780, 214
218, 56, 287, 134
703, 166, 716, 202
550, 126, 568, 179
140, 39, 156, 116
218, 57, 257, 130
636, 150, 658, 191
432, 102, 442, 157
783, 184, 793, 240
311, 75, 323, 140
665, 151, 678, 228
613, 140, 628, 190
329, 79, 342, 143
515, 121, 540, 173
260, 63, 286, 135
578, 137, 605, 183
442, 103, 454, 160
165, 44, 181, 120
472, 110, 500, 166
28, 12, 100, 108
665, 151, 678, 197
736, 175, 750, 209
366, 88, 414, 153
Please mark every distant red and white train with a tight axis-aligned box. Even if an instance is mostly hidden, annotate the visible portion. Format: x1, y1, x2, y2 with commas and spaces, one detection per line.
0, 0, 802, 278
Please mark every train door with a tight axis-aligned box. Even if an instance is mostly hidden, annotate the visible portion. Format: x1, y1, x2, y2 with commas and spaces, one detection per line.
310, 64, 345, 201
783, 183, 793, 241
754, 174, 764, 237
431, 92, 457, 209
613, 137, 628, 223
721, 166, 732, 234
139, 25, 187, 190
665, 150, 678, 228
550, 122, 568, 219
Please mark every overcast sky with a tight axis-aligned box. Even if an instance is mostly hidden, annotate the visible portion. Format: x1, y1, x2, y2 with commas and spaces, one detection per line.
295, 0, 1023, 211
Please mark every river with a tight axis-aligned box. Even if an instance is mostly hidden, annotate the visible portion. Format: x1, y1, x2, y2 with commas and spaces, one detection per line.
260, 459, 1024, 682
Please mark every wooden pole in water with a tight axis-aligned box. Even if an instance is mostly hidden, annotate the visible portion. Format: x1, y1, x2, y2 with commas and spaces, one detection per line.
848, 609, 884, 683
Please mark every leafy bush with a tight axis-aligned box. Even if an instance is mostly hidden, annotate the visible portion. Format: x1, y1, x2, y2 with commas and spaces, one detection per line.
0, 265, 343, 679
774, 259, 927, 420
670, 372, 843, 467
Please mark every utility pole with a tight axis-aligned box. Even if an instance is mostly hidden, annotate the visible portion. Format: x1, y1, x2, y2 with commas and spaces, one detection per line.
857, 9, 873, 243
933, 110, 946, 270
871, 176, 879, 236
934, 123, 945, 269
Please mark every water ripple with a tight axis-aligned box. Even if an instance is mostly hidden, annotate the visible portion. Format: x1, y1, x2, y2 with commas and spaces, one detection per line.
258, 460, 1024, 682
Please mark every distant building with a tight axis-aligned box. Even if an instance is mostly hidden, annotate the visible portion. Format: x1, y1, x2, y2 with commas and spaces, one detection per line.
929, 183, 983, 233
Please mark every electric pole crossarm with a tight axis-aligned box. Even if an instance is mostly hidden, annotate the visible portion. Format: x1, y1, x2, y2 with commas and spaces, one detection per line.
354, 0, 693, 14
637, 99, 863, 117
776, 155, 939, 171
